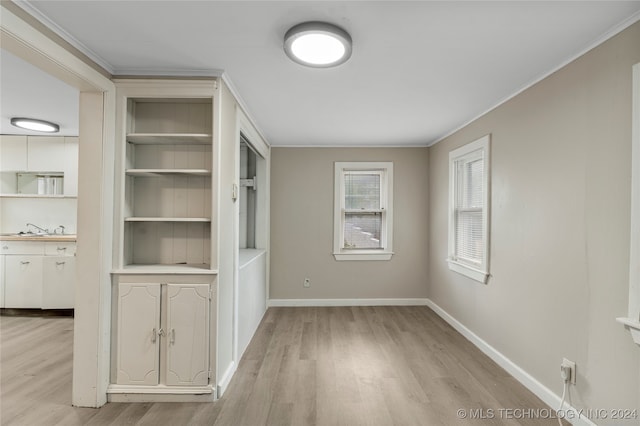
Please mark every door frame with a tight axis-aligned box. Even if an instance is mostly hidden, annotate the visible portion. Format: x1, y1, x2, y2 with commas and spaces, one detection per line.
1, 5, 115, 407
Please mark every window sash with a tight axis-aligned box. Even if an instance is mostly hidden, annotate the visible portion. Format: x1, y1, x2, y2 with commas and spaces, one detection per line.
448, 135, 490, 282
343, 211, 384, 250
341, 169, 386, 250
334, 162, 393, 259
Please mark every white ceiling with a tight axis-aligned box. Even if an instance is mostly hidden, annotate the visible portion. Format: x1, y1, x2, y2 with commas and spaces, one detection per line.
3, 1, 640, 146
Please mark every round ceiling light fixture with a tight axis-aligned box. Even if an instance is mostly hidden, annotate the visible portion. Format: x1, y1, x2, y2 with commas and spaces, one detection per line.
10, 117, 60, 133
284, 21, 352, 68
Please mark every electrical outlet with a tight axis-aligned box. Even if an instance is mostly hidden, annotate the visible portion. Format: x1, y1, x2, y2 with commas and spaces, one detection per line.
303, 278, 311, 288
561, 358, 576, 385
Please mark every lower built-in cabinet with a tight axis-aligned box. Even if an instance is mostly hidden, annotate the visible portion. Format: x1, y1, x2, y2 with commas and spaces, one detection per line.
116, 282, 210, 386
109, 276, 216, 400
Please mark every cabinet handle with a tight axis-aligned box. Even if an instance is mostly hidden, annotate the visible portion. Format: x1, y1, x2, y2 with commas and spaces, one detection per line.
170, 329, 175, 344
151, 328, 163, 343
57, 247, 67, 252
2, 246, 8, 250
56, 261, 66, 266
20, 261, 30, 265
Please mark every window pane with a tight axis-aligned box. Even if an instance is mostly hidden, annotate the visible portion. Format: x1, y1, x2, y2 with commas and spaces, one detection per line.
345, 173, 380, 210
344, 212, 381, 249
458, 157, 484, 209
456, 210, 483, 264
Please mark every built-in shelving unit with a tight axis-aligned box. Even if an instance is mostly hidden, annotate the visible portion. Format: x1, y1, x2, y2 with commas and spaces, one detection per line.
119, 94, 215, 272
110, 79, 219, 402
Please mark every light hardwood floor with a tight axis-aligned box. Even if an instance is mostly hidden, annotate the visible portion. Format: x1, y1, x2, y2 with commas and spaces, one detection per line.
1, 307, 563, 425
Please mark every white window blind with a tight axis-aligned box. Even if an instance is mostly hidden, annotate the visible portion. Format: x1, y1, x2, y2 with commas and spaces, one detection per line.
448, 135, 490, 283
455, 155, 484, 265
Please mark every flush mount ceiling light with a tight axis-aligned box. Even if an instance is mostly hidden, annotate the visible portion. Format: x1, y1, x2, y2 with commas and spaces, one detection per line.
284, 21, 352, 68
11, 117, 60, 133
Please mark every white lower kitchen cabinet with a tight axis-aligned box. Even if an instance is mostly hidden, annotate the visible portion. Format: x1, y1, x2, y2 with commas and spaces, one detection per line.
42, 256, 76, 309
4, 255, 43, 308
111, 279, 214, 400
1, 239, 76, 309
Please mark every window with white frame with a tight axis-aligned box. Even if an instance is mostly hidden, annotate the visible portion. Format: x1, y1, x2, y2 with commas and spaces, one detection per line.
334, 162, 393, 261
448, 135, 490, 283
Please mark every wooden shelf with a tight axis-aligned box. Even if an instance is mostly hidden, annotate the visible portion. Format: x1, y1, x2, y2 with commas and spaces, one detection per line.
125, 217, 211, 222
0, 194, 77, 199
115, 264, 217, 275
126, 169, 211, 177
126, 133, 211, 145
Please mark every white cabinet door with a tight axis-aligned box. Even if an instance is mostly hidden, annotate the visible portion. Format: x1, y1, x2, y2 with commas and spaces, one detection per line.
27, 136, 66, 172
42, 256, 75, 309
165, 284, 210, 386
0, 135, 28, 170
116, 283, 161, 385
4, 255, 43, 308
0, 255, 5, 308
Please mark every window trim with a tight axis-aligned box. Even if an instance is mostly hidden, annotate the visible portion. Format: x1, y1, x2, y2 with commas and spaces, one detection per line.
447, 135, 491, 283
333, 161, 394, 261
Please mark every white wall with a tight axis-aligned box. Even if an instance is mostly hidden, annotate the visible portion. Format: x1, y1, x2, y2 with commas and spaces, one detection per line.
0, 197, 76, 233
428, 21, 640, 422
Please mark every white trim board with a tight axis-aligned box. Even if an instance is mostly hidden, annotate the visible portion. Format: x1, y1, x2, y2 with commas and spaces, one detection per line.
216, 361, 236, 398
268, 298, 429, 307
425, 299, 596, 426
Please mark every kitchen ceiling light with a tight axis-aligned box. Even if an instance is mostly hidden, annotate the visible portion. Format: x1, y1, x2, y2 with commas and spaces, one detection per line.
284, 22, 352, 68
11, 117, 60, 133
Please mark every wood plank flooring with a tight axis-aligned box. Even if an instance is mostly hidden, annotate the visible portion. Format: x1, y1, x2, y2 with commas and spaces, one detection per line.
1, 307, 563, 425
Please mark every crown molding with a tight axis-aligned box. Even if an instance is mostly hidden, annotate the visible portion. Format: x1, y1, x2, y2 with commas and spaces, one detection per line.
114, 68, 224, 78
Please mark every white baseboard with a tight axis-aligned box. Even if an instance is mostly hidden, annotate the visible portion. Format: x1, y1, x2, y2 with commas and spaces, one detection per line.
268, 298, 429, 307
216, 361, 236, 398
425, 299, 597, 426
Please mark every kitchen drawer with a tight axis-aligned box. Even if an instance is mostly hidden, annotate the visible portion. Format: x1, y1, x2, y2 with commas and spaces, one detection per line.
1, 241, 46, 255
45, 242, 76, 256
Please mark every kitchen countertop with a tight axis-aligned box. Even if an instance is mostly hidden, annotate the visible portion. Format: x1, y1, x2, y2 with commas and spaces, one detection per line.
0, 234, 77, 242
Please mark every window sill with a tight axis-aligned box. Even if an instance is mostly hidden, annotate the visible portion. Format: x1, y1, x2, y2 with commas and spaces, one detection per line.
447, 259, 489, 284
616, 317, 640, 346
334, 251, 394, 261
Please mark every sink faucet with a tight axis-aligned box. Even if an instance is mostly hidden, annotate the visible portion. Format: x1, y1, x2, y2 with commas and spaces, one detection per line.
26, 223, 49, 235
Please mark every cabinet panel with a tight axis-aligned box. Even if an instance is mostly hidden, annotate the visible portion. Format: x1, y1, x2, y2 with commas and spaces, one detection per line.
116, 283, 161, 385
0, 255, 5, 308
42, 256, 75, 309
44, 242, 77, 256
1, 241, 46, 255
4, 255, 43, 308
165, 284, 210, 386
